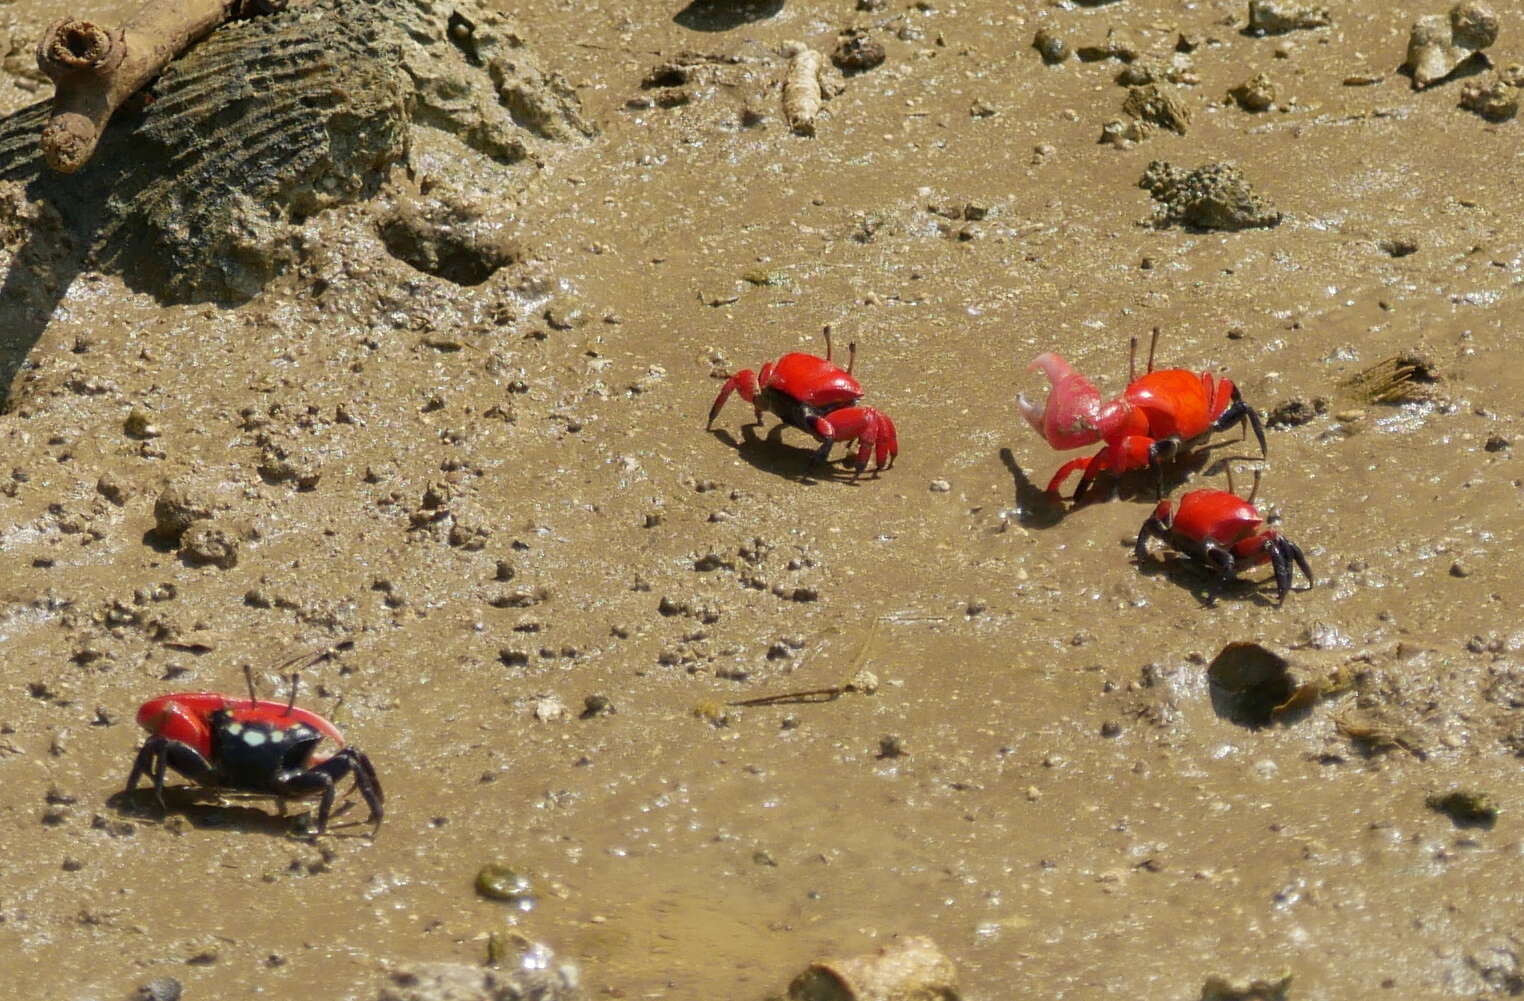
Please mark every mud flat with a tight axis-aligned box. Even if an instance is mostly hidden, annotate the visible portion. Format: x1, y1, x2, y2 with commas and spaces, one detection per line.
2, 0, 1523, 998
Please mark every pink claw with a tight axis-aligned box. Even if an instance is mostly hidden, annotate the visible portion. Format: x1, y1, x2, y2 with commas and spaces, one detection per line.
1018, 353, 1104, 450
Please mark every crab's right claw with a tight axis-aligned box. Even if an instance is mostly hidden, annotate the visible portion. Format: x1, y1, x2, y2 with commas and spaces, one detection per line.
1019, 353, 1103, 451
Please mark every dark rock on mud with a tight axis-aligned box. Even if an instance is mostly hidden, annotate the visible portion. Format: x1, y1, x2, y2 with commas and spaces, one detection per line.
1032, 28, 1070, 65
179, 521, 240, 569
1076, 30, 1139, 64
1266, 397, 1327, 428
132, 978, 184, 1001
1459, 75, 1519, 121
832, 32, 886, 74
1139, 161, 1282, 231
0, 0, 590, 303
1426, 789, 1498, 827
1199, 973, 1291, 1000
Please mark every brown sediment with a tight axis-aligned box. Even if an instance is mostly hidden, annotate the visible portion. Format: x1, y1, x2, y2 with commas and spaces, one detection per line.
34, 0, 275, 173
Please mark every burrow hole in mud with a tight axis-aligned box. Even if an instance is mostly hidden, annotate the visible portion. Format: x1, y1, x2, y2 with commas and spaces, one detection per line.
377, 216, 521, 287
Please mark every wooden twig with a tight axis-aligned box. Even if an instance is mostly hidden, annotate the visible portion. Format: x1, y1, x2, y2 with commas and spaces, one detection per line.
727, 618, 881, 707
35, 0, 280, 173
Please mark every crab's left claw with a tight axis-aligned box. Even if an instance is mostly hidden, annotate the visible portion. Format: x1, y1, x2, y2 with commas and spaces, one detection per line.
1020, 353, 1104, 451
708, 369, 761, 428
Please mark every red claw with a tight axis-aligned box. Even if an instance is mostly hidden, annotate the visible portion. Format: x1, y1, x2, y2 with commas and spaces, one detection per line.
708, 369, 762, 427
812, 406, 898, 474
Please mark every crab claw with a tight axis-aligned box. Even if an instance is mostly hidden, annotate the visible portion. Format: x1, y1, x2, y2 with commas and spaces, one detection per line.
809, 406, 898, 475
1018, 353, 1104, 450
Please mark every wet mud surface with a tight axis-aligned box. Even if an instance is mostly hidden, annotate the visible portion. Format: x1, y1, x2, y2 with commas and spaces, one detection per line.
2, 0, 1523, 998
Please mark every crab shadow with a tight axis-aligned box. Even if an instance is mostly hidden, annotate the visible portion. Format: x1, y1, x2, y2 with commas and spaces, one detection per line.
1132, 552, 1287, 609
108, 789, 375, 840
673, 0, 784, 32
0, 199, 88, 413
708, 422, 880, 484
997, 446, 1227, 528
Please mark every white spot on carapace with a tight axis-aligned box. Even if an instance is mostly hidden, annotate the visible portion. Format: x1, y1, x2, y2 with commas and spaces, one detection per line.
242, 729, 267, 747
225, 723, 244, 736
269, 729, 285, 742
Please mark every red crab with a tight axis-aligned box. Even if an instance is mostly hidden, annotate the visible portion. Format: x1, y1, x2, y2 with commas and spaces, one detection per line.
708, 328, 898, 475
1019, 330, 1266, 500
1134, 472, 1312, 602
125, 665, 383, 834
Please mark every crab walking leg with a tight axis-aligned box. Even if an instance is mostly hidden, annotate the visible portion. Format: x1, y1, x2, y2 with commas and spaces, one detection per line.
274, 748, 385, 833
126, 735, 219, 811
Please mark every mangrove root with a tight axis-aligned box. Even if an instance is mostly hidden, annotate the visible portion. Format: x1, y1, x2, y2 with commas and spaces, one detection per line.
35, 0, 283, 173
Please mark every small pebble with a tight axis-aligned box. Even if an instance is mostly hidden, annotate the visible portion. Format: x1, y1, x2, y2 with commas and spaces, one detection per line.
929, 479, 951, 493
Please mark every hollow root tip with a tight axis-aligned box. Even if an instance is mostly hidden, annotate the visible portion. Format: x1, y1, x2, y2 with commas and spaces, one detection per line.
41, 113, 101, 173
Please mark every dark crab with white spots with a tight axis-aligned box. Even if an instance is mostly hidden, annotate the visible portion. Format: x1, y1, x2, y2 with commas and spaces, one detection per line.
125, 679, 383, 834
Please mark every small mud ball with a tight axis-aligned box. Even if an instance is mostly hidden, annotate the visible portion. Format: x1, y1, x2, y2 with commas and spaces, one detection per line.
832, 31, 885, 74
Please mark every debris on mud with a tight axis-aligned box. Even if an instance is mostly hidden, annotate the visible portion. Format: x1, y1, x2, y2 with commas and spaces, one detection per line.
1032, 28, 1070, 65
832, 31, 885, 75
1122, 85, 1192, 134
1266, 397, 1328, 428
179, 521, 240, 569
1337, 351, 1443, 404
1100, 118, 1152, 148
787, 934, 960, 1001
475, 863, 535, 906
783, 43, 827, 135
1199, 972, 1292, 1001
1207, 642, 1350, 727
1335, 704, 1428, 759
378, 958, 578, 1001
34, 0, 261, 173
1404, 2, 1498, 90
1247, 0, 1331, 35
152, 476, 232, 543
1426, 789, 1499, 827
1076, 29, 1139, 64
0, 0, 590, 302
1139, 161, 1282, 231
1229, 73, 1277, 112
132, 977, 184, 1001
1459, 73, 1520, 121
1378, 235, 1420, 257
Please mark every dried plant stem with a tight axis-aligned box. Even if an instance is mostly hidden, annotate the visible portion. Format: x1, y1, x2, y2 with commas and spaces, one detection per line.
782, 43, 823, 136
